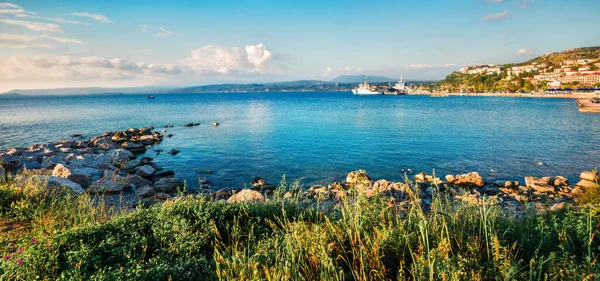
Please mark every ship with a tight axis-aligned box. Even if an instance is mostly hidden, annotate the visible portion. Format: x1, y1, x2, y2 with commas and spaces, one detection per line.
576, 97, 600, 112
391, 75, 411, 95
352, 77, 381, 95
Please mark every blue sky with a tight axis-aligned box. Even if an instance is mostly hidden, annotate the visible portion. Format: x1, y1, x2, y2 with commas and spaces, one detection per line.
0, 0, 599, 91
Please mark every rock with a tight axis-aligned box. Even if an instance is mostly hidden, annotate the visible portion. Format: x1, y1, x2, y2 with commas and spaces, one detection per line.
0, 166, 5, 179
153, 178, 182, 193
251, 176, 266, 187
549, 202, 566, 211
51, 163, 72, 178
184, 123, 199, 127
136, 165, 155, 178
67, 170, 92, 188
553, 176, 569, 187
167, 149, 180, 155
493, 180, 505, 187
121, 142, 146, 153
525, 177, 551, 187
109, 149, 135, 163
580, 171, 599, 182
70, 154, 113, 170
135, 185, 156, 198
122, 160, 141, 170
196, 170, 214, 174
575, 180, 598, 189
227, 189, 265, 203
151, 192, 170, 200
212, 122, 219, 126
88, 176, 131, 194
46, 177, 84, 195
125, 175, 153, 188
452, 172, 484, 187
445, 175, 456, 183
197, 176, 209, 184
531, 184, 555, 193
346, 170, 371, 185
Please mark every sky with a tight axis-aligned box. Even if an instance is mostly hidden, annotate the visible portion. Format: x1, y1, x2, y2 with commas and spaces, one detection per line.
0, 0, 599, 92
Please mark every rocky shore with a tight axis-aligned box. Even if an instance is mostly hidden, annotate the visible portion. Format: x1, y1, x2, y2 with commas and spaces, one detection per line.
0, 127, 598, 210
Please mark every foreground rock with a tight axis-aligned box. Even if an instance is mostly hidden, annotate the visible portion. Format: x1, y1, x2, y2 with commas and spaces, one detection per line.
227, 189, 264, 203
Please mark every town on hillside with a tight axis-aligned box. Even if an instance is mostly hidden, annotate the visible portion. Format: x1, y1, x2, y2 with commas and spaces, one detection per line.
443, 48, 600, 93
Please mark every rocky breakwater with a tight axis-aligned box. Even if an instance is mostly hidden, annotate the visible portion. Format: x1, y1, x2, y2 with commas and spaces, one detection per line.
0, 127, 184, 206
218, 169, 599, 210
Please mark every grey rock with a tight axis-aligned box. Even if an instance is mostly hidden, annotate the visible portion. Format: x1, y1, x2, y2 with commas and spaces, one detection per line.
136, 165, 155, 178
135, 185, 156, 197
197, 176, 209, 184
122, 160, 141, 170
52, 163, 72, 178
46, 176, 84, 195
88, 176, 131, 194
154, 178, 182, 193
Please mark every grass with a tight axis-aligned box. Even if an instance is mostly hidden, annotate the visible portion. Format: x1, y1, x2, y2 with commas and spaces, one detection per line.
0, 174, 599, 280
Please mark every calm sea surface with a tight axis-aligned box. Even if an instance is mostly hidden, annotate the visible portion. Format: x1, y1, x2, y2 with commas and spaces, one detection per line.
1, 92, 599, 188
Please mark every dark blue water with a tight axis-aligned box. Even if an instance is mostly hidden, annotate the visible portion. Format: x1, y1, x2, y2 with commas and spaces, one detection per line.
1, 92, 599, 188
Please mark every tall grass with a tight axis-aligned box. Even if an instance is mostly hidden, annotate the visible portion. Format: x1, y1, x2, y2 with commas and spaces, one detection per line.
0, 175, 599, 280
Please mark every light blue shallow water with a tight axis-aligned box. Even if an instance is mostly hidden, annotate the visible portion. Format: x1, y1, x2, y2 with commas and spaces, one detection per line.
1, 92, 599, 188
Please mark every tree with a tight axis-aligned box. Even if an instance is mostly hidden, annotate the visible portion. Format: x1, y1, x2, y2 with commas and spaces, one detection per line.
595, 82, 600, 88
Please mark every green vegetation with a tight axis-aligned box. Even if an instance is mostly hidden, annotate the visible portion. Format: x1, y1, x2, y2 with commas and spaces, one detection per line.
1, 175, 600, 280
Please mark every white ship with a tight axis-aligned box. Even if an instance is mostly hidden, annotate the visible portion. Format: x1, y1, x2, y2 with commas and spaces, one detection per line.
352, 77, 381, 95
392, 75, 412, 94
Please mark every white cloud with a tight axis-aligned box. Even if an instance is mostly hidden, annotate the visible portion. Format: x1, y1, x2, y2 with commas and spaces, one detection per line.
184, 43, 275, 74
72, 12, 112, 23
516, 48, 532, 55
0, 33, 51, 49
0, 3, 21, 9
137, 24, 149, 32
0, 43, 283, 91
39, 35, 84, 44
154, 27, 185, 38
0, 8, 24, 14
0, 19, 60, 31
482, 10, 510, 21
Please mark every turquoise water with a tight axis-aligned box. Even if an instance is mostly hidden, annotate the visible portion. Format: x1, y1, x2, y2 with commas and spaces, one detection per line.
1, 92, 599, 188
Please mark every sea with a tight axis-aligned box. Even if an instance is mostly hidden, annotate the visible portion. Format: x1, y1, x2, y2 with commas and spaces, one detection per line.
1, 92, 599, 189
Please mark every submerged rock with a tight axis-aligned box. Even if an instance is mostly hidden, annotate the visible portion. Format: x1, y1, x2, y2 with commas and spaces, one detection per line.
167, 149, 180, 155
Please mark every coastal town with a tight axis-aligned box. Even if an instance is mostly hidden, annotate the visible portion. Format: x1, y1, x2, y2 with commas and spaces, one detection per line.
456, 49, 600, 91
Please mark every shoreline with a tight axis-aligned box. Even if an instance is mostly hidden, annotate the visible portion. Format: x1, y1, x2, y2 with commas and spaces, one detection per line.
1, 126, 598, 210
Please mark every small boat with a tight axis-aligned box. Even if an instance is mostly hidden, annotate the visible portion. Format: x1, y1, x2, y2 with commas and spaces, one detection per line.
352, 77, 381, 95
576, 97, 600, 112
147, 95, 156, 99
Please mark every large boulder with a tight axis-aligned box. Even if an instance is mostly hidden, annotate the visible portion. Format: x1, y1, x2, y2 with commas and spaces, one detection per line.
122, 160, 141, 170
108, 149, 135, 163
135, 185, 156, 197
67, 170, 92, 188
69, 154, 113, 170
87, 176, 131, 194
346, 170, 373, 191
580, 171, 599, 182
553, 176, 569, 187
452, 172, 484, 187
227, 189, 264, 203
125, 175, 153, 188
153, 178, 182, 193
525, 176, 552, 187
46, 176, 84, 195
52, 163, 72, 178
576, 180, 598, 189
121, 142, 146, 153
136, 165, 155, 178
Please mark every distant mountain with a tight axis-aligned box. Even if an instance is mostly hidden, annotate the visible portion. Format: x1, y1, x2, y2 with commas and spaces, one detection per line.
331, 75, 397, 83
0, 93, 27, 98
169, 80, 357, 93
2, 86, 173, 96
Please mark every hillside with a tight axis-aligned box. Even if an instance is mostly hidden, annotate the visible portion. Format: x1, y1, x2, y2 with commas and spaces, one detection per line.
169, 80, 358, 93
434, 46, 600, 92
3, 86, 173, 96
331, 75, 396, 83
